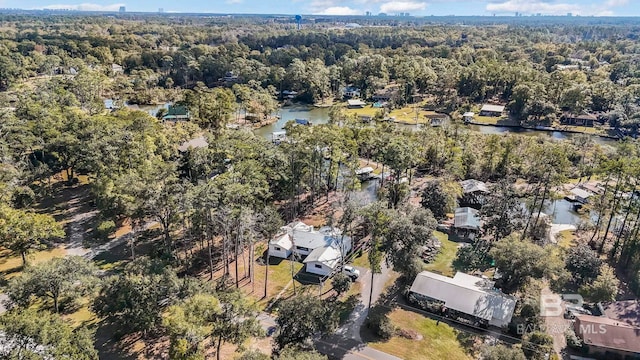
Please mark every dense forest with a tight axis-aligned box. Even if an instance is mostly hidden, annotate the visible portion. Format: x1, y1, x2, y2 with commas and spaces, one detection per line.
0, 13, 640, 360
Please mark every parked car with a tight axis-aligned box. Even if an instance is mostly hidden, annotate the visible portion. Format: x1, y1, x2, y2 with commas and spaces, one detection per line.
343, 265, 360, 280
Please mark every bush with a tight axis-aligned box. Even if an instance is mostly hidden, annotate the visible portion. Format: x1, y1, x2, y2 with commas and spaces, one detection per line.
96, 220, 116, 241
565, 329, 583, 349
366, 308, 395, 340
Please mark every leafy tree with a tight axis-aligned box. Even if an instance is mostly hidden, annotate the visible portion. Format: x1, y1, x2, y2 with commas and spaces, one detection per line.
331, 273, 351, 297
278, 346, 328, 360
275, 295, 337, 351
490, 236, 557, 292
522, 331, 553, 360
480, 181, 525, 242
163, 293, 221, 360
420, 180, 459, 219
7, 256, 97, 313
92, 258, 184, 334
579, 264, 619, 302
481, 344, 526, 360
0, 206, 65, 265
565, 244, 602, 285
210, 290, 262, 360
0, 308, 98, 360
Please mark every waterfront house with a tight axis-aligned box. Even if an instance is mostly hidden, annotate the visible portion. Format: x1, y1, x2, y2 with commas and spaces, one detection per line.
463, 112, 475, 123
343, 86, 361, 99
347, 99, 367, 108
162, 105, 190, 121
479, 104, 505, 117
561, 112, 598, 127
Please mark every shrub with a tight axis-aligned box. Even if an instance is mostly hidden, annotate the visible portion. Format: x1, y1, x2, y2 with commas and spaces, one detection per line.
565, 329, 583, 349
96, 220, 116, 241
366, 308, 395, 340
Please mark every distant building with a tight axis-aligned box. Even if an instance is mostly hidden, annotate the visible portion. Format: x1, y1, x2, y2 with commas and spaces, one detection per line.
347, 99, 366, 109
343, 86, 361, 99
365, 11, 372, 16
463, 112, 475, 123
162, 105, 190, 121
372, 86, 400, 102
479, 104, 505, 117
561, 112, 598, 127
158, 8, 164, 13
119, 6, 126, 12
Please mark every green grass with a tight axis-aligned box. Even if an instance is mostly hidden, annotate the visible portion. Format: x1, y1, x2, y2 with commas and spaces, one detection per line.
424, 231, 458, 277
352, 251, 370, 269
557, 230, 576, 249
368, 309, 472, 360
0, 247, 67, 280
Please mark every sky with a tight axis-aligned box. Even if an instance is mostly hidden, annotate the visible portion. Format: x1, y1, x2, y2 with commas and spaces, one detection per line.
1, 0, 638, 17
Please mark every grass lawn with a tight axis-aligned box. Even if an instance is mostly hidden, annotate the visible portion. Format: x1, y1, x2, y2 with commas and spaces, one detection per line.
255, 259, 304, 308
343, 101, 441, 124
63, 298, 99, 328
368, 309, 472, 360
424, 231, 458, 277
352, 250, 370, 269
0, 247, 67, 280
557, 230, 576, 249
563, 125, 603, 135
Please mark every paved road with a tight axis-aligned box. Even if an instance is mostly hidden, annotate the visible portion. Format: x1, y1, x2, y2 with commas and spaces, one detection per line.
315, 261, 401, 360
259, 260, 401, 360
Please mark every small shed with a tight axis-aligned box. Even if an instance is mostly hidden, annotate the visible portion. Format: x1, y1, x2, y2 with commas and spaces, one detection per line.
479, 104, 505, 117
463, 112, 475, 123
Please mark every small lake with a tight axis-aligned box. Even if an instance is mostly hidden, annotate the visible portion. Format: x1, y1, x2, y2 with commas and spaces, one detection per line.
541, 199, 585, 225
253, 105, 616, 145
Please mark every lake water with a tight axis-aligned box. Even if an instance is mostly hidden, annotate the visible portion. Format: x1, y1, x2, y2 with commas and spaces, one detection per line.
253, 105, 616, 145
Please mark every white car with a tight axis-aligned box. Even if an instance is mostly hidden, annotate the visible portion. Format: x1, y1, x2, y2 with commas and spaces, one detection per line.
343, 265, 360, 280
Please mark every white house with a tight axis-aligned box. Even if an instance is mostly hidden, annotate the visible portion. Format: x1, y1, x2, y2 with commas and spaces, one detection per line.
268, 222, 351, 270
570, 187, 593, 204
408, 271, 516, 328
303, 245, 344, 276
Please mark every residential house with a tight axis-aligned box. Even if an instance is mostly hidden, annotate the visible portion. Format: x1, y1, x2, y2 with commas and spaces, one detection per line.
561, 112, 598, 127
463, 112, 475, 123
162, 105, 190, 121
454, 207, 481, 240
359, 115, 373, 123
343, 86, 361, 99
426, 113, 448, 127
347, 99, 366, 109
408, 271, 516, 328
479, 104, 505, 117
220, 71, 240, 84
372, 86, 400, 102
268, 222, 352, 277
459, 179, 489, 208
573, 314, 640, 359
355, 167, 375, 181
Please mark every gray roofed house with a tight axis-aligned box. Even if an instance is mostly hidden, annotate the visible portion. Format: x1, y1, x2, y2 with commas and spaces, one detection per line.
454, 207, 481, 231
479, 104, 505, 117
409, 271, 516, 328
460, 179, 489, 194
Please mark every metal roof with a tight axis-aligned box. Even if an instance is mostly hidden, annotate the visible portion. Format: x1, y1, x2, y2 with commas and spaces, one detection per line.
570, 188, 593, 199
410, 271, 516, 327
460, 179, 489, 194
574, 314, 640, 354
480, 104, 505, 113
454, 207, 481, 230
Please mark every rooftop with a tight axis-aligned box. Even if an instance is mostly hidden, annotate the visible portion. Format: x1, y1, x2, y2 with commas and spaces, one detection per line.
460, 179, 489, 194
178, 136, 208, 152
348, 99, 366, 107
480, 104, 505, 113
410, 271, 516, 326
603, 300, 640, 328
570, 187, 593, 199
454, 207, 481, 230
574, 314, 640, 354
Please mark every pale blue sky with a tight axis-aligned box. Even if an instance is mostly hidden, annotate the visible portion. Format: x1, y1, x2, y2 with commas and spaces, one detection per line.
2, 0, 638, 17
